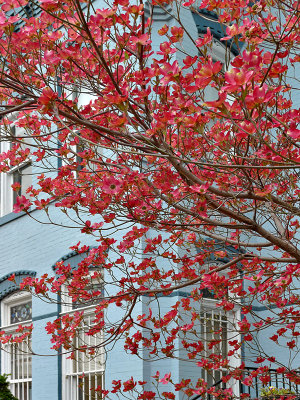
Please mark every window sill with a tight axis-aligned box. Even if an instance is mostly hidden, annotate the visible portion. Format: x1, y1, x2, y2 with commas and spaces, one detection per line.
7, 158, 32, 175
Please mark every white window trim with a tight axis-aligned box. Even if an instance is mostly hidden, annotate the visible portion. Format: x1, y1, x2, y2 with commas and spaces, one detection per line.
200, 297, 241, 397
1, 291, 32, 400
0, 120, 32, 217
61, 270, 105, 400
58, 83, 103, 172
191, 260, 242, 397
1, 291, 32, 329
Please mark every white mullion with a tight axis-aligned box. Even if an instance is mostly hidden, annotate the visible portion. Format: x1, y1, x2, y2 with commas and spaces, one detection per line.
70, 377, 72, 400
20, 341, 23, 381
20, 343, 23, 400
9, 349, 13, 393
204, 311, 207, 384
10, 344, 13, 381
65, 376, 68, 400
22, 341, 25, 399
215, 312, 220, 367
211, 311, 215, 383
27, 345, 29, 381
17, 344, 20, 383
73, 376, 75, 400
67, 377, 69, 400
204, 311, 208, 359
89, 373, 92, 400
216, 312, 220, 383
70, 376, 73, 400
75, 333, 78, 375
88, 316, 92, 375
67, 376, 70, 400
98, 374, 101, 400
95, 375, 98, 400
75, 372, 77, 400
99, 374, 102, 400
13, 344, 16, 382
9, 370, 15, 397
83, 373, 86, 400
98, 374, 102, 400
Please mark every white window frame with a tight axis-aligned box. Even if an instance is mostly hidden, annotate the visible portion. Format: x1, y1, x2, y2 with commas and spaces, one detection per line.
61, 269, 105, 400
0, 121, 32, 217
1, 291, 32, 400
191, 260, 242, 397
58, 82, 103, 173
61, 131, 85, 175
199, 296, 241, 397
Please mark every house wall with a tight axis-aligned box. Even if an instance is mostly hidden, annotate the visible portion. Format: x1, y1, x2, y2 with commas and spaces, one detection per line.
0, 204, 148, 399
1, 2, 299, 400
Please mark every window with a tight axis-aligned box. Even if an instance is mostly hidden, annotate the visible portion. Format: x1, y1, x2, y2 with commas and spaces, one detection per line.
186, 258, 240, 396
63, 313, 104, 400
0, 124, 32, 216
180, 293, 239, 397
200, 306, 228, 387
22, 2, 35, 18
11, 163, 32, 204
62, 132, 84, 177
62, 269, 105, 400
57, 85, 86, 176
198, 264, 240, 397
1, 291, 32, 400
5, 1, 41, 32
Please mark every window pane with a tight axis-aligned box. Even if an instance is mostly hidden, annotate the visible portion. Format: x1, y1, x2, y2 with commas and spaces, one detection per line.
200, 311, 228, 388
7, 339, 32, 400
72, 282, 103, 310
2, 294, 32, 400
12, 163, 32, 205
66, 313, 104, 400
20, 164, 32, 196
10, 301, 32, 324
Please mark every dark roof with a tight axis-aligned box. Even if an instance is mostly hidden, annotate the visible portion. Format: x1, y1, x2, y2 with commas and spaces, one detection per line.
192, 9, 242, 56
6, 1, 41, 32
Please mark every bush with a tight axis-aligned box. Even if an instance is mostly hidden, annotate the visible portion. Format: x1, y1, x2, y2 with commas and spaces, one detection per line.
0, 375, 18, 400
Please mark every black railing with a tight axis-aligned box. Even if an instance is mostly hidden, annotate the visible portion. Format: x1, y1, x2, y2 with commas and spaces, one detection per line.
240, 367, 300, 400
191, 367, 300, 400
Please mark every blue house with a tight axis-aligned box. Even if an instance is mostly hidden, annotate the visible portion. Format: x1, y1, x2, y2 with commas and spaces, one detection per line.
0, 1, 299, 400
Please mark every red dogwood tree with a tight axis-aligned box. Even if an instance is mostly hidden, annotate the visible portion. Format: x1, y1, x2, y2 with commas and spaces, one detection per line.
0, 0, 300, 398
